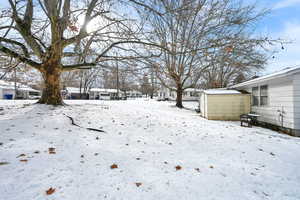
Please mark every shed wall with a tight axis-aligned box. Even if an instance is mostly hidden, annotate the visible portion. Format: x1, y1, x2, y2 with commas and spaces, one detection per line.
206, 94, 250, 120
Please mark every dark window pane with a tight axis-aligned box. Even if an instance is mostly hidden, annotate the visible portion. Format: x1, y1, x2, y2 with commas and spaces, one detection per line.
252, 87, 259, 106
260, 96, 268, 106
260, 85, 268, 106
252, 96, 259, 106
252, 87, 258, 96
260, 85, 268, 96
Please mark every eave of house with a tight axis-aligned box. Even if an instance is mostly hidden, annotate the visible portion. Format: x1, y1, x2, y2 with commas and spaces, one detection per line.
231, 66, 300, 88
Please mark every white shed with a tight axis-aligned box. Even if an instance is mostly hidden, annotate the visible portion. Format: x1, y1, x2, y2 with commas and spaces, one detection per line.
199, 89, 251, 120
231, 66, 300, 136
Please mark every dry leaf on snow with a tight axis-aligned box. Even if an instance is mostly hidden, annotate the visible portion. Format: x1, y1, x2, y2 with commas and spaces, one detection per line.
110, 164, 118, 169
135, 182, 142, 187
46, 187, 55, 195
195, 168, 200, 172
48, 147, 56, 154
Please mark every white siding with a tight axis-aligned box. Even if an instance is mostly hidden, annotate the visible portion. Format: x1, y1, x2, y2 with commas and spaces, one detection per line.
293, 73, 300, 130
236, 77, 295, 129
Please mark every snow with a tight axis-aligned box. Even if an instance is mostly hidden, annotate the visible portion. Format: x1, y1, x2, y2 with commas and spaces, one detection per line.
0, 99, 300, 200
203, 89, 241, 95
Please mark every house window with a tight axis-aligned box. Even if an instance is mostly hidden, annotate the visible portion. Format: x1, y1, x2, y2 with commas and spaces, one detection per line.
252, 87, 259, 106
260, 85, 268, 106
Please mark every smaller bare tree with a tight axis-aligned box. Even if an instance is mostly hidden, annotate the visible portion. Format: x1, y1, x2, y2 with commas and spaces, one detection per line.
135, 0, 276, 108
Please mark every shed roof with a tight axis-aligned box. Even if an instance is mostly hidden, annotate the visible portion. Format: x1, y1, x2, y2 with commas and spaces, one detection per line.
232, 66, 300, 88
203, 89, 241, 95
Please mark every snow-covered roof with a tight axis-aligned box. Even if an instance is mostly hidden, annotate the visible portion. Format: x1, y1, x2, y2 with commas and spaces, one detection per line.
0, 80, 39, 92
90, 88, 119, 93
185, 88, 202, 92
203, 89, 241, 95
232, 66, 300, 88
66, 87, 82, 93
126, 90, 142, 94
0, 80, 15, 90
0, 85, 13, 90
18, 87, 40, 92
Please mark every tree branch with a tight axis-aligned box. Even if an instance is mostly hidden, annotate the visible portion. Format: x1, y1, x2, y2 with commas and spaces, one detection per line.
0, 37, 30, 57
95, 40, 168, 62
62, 0, 98, 47
9, 0, 44, 58
0, 45, 41, 69
62, 62, 97, 71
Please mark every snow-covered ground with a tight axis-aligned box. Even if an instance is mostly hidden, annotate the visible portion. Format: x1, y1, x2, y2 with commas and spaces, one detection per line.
0, 99, 300, 200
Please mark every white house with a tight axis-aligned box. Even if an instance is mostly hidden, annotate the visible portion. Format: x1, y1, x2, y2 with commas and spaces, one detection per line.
17, 86, 41, 99
231, 66, 300, 136
157, 87, 202, 101
62, 87, 89, 99
0, 80, 40, 99
89, 88, 124, 100
125, 90, 142, 98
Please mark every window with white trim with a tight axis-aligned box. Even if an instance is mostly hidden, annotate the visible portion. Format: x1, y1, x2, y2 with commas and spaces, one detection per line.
252, 85, 268, 106
260, 85, 268, 106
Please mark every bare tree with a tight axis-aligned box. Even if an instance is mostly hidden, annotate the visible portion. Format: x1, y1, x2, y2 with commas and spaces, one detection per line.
200, 39, 268, 88
140, 73, 151, 96
0, 0, 158, 105
135, 0, 275, 108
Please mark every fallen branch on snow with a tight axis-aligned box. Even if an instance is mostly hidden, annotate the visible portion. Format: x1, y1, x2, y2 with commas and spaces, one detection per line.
63, 114, 105, 133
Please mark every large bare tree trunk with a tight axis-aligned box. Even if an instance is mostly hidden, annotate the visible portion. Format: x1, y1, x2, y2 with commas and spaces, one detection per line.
176, 86, 183, 108
38, 61, 63, 105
